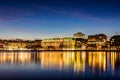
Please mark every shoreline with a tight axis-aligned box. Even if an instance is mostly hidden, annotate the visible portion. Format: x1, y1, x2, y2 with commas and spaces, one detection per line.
0, 50, 119, 52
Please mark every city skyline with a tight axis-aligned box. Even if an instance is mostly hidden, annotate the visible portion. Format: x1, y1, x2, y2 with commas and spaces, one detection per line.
0, 0, 120, 40
0, 32, 116, 41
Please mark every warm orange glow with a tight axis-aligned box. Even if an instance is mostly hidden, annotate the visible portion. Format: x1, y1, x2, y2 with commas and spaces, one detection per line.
40, 52, 63, 69
0, 51, 119, 74
88, 52, 106, 72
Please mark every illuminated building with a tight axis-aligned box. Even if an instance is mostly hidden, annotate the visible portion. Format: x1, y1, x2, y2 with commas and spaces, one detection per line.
73, 32, 87, 50
41, 37, 86, 50
25, 40, 34, 49
26, 40, 42, 50
87, 34, 108, 50
63, 37, 75, 50
34, 40, 42, 47
110, 35, 120, 50
75, 38, 87, 50
73, 32, 85, 39
0, 33, 120, 50
0, 40, 4, 50
41, 38, 64, 50
5, 40, 27, 50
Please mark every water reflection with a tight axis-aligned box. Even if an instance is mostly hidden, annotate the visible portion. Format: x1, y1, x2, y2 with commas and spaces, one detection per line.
87, 52, 106, 75
0, 51, 31, 65
0, 51, 120, 77
40, 52, 63, 70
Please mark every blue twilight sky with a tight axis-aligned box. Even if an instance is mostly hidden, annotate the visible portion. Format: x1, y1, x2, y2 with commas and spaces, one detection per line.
0, 0, 120, 40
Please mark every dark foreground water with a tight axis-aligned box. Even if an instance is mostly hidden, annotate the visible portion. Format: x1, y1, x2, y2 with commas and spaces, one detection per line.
0, 51, 120, 79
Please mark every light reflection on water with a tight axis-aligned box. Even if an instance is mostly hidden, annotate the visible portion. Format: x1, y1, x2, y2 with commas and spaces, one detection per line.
0, 51, 120, 78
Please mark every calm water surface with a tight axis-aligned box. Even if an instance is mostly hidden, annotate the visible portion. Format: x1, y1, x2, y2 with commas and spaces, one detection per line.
0, 51, 120, 79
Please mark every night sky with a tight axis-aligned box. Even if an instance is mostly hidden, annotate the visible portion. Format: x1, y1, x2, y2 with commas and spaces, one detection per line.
0, 0, 120, 40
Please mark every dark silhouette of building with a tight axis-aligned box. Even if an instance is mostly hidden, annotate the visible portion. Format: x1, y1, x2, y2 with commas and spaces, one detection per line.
110, 35, 120, 50
87, 34, 107, 50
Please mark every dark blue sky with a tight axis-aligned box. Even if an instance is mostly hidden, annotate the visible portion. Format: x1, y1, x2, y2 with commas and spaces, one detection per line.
0, 0, 120, 40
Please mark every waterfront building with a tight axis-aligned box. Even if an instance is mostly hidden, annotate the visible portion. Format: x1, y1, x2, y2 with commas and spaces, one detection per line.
0, 40, 4, 50
0, 33, 117, 50
75, 38, 87, 50
41, 38, 64, 50
73, 32, 87, 50
26, 40, 34, 50
26, 40, 42, 50
87, 34, 108, 50
63, 37, 75, 50
110, 35, 120, 50
5, 40, 27, 50
73, 32, 85, 39
33, 40, 42, 50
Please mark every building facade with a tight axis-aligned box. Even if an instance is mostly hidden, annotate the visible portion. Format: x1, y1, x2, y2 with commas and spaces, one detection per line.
87, 34, 108, 50
73, 32, 85, 39
0, 40, 4, 50
26, 40, 42, 50
110, 35, 120, 50
63, 37, 76, 50
5, 40, 27, 50
41, 38, 64, 50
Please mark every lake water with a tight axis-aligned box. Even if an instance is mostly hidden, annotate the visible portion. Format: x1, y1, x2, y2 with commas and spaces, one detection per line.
0, 51, 120, 79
